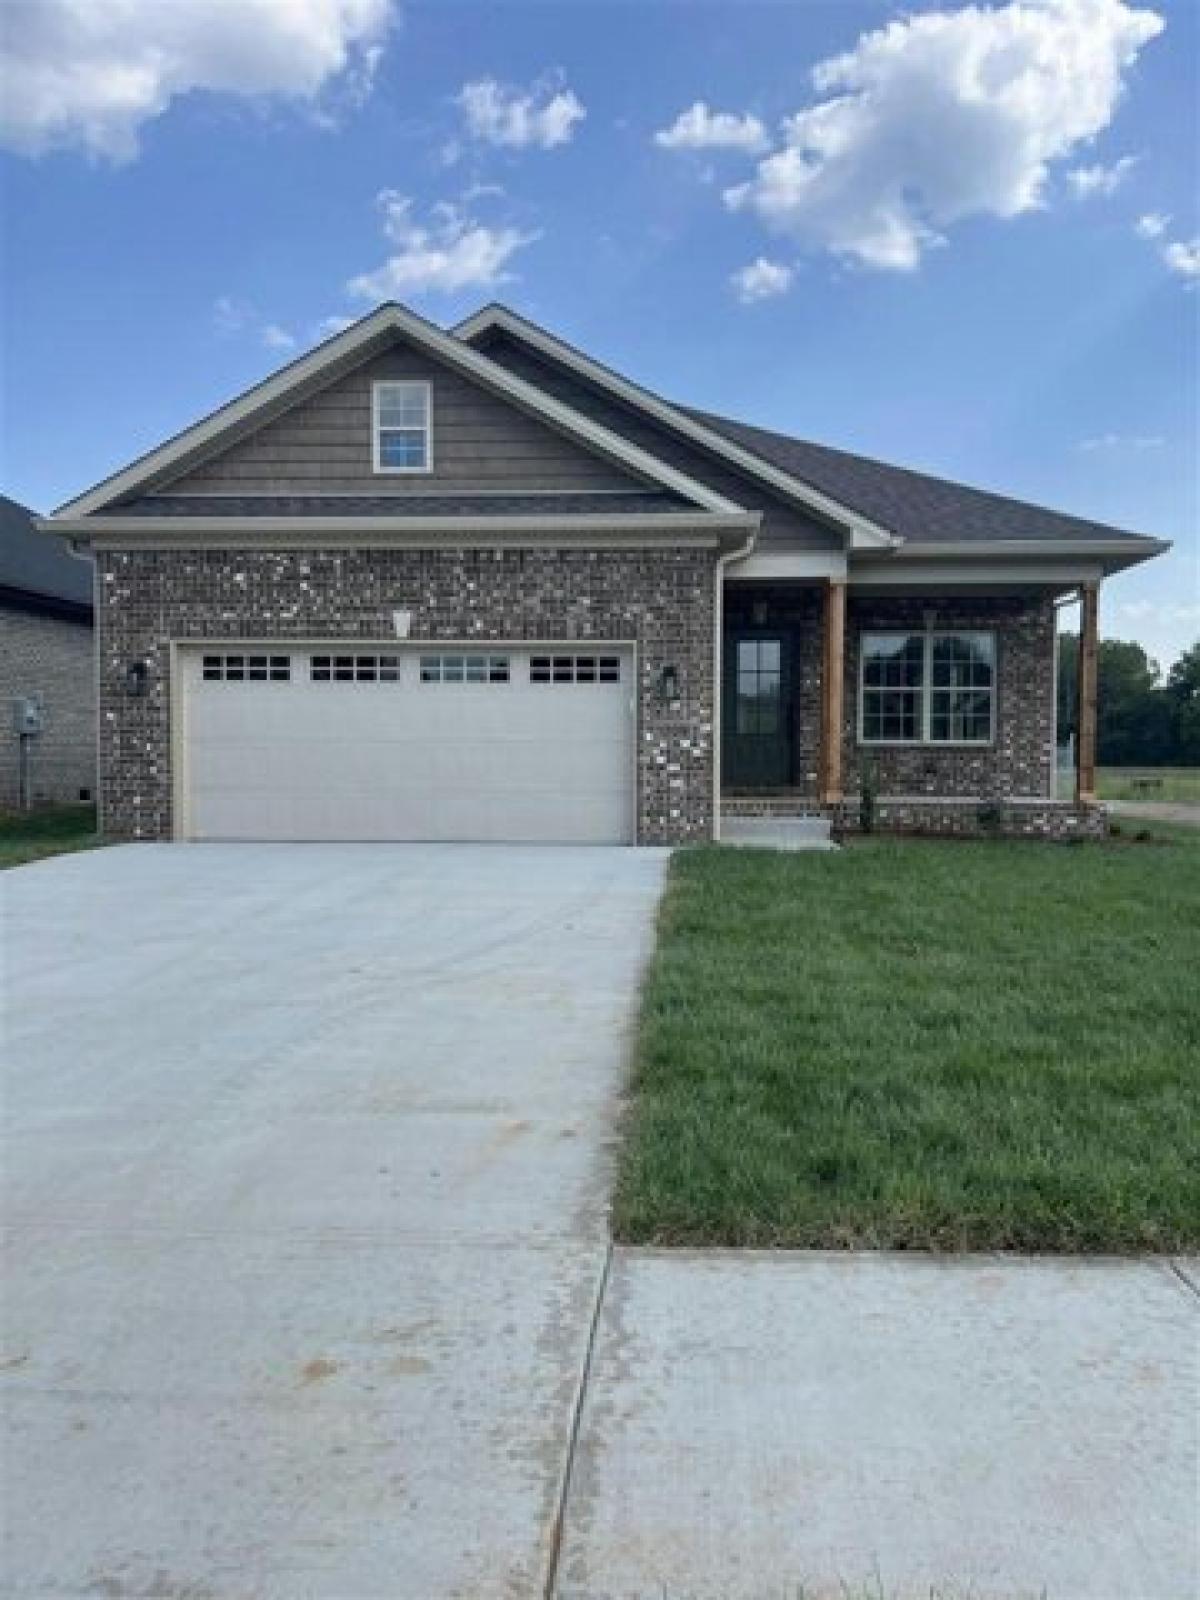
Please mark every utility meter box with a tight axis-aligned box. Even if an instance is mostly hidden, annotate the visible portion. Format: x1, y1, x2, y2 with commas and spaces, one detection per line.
12, 697, 44, 736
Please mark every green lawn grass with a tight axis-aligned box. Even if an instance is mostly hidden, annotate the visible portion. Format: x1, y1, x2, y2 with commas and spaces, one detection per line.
1097, 766, 1200, 804
613, 832, 1200, 1253
0, 805, 100, 869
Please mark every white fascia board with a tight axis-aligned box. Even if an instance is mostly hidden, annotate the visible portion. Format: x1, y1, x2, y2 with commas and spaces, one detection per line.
453, 305, 898, 549
49, 510, 758, 549
850, 558, 1107, 587
52, 303, 744, 520
859, 537, 1170, 581
727, 550, 848, 581
882, 538, 1170, 558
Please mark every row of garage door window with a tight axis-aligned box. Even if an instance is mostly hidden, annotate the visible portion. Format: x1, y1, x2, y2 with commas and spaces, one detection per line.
200, 653, 623, 685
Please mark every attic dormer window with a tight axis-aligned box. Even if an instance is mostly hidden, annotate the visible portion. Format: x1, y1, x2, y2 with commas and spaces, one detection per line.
373, 380, 432, 473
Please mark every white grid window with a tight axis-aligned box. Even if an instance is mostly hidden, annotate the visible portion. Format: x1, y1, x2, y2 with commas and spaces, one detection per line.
860, 631, 995, 745
530, 654, 621, 684
420, 654, 510, 684
373, 380, 431, 473
202, 653, 291, 682
310, 654, 400, 683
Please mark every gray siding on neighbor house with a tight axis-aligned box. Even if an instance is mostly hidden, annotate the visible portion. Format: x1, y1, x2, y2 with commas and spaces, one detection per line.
0, 604, 96, 808
160, 345, 650, 496
474, 332, 841, 551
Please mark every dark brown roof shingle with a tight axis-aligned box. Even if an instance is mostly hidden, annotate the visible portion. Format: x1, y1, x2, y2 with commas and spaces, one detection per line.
683, 407, 1158, 547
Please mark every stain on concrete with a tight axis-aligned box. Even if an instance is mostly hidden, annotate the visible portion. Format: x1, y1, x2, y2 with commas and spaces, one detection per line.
389, 1354, 432, 1376
299, 1357, 338, 1385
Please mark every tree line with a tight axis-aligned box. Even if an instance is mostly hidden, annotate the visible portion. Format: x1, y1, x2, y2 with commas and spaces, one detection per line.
1058, 636, 1200, 766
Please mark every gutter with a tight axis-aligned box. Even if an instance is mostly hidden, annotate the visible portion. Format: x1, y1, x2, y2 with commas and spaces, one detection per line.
712, 520, 761, 841
38, 511, 761, 546
875, 538, 1171, 559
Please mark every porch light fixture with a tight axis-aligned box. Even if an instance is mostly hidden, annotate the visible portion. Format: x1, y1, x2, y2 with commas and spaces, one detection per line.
125, 659, 149, 698
656, 663, 680, 704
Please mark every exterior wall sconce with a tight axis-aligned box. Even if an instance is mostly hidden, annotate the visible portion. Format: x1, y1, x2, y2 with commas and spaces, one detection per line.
656, 663, 680, 703
125, 660, 149, 697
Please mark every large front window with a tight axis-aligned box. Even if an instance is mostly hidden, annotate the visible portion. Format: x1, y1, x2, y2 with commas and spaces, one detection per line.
860, 631, 995, 744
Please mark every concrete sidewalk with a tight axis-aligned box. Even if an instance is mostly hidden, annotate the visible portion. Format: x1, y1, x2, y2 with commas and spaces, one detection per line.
556, 1249, 1199, 1600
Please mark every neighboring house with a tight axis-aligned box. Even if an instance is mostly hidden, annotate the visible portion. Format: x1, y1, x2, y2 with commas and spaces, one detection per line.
1, 495, 95, 810
42, 302, 1166, 844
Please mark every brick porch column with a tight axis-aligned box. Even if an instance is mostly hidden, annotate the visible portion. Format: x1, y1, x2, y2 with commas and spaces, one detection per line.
1076, 580, 1099, 804
820, 578, 846, 806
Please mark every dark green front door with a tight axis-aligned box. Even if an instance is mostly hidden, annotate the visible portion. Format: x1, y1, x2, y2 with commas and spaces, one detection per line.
724, 630, 792, 788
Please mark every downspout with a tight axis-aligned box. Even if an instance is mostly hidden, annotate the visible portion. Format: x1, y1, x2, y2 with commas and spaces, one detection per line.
1053, 588, 1083, 803
712, 522, 760, 841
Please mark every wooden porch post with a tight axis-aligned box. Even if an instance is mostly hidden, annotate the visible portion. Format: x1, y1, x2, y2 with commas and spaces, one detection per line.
820, 578, 847, 806
1076, 581, 1099, 804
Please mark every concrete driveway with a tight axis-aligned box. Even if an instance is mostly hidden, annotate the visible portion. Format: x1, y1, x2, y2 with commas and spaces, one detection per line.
2, 843, 668, 1599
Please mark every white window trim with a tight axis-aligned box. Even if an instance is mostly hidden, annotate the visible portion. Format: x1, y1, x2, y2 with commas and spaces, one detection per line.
857, 628, 997, 747
372, 379, 433, 475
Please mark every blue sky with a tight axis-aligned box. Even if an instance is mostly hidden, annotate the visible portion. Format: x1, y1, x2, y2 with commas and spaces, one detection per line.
2, 0, 1197, 668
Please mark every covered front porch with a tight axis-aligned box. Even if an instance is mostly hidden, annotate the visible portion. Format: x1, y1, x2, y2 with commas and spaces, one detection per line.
718, 573, 1103, 840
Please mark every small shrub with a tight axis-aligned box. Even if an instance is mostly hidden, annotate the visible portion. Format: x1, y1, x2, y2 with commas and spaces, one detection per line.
977, 801, 1004, 834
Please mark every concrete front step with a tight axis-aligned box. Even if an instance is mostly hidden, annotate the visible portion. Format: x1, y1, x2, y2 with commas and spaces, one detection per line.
718, 815, 837, 852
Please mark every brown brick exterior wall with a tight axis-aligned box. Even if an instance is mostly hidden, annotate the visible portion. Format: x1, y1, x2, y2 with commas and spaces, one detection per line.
843, 594, 1056, 801
96, 544, 717, 843
835, 798, 1106, 840
0, 605, 96, 809
724, 589, 1056, 804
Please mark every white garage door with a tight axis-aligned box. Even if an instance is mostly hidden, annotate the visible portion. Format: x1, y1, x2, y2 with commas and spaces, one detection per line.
180, 645, 635, 843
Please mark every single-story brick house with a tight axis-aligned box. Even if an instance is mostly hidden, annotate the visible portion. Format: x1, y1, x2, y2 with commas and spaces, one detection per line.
42, 302, 1166, 845
1, 494, 95, 810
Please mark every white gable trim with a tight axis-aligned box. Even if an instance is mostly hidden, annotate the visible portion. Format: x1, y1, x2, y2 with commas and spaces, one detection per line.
453, 304, 898, 550
52, 303, 745, 521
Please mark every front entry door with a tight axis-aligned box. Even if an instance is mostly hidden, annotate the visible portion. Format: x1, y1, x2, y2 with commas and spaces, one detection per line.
724, 631, 792, 788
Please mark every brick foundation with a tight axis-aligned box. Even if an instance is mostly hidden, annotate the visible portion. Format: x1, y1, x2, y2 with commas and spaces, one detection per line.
722, 793, 1105, 841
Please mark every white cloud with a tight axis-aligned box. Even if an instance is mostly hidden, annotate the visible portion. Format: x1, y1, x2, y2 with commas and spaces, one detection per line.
0, 0, 394, 161
213, 297, 299, 351
348, 191, 540, 299
1078, 432, 1164, 451
724, 0, 1164, 272
1113, 600, 1200, 624
313, 313, 358, 339
261, 323, 297, 352
1066, 154, 1139, 196
1104, 593, 1200, 674
1135, 210, 1171, 238
212, 295, 254, 336
1162, 238, 1200, 278
456, 76, 585, 150
655, 102, 770, 155
731, 257, 794, 302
